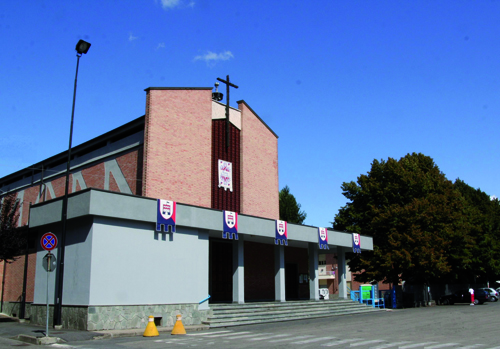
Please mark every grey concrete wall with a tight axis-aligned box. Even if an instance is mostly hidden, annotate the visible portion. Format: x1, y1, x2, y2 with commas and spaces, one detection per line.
33, 218, 93, 306
88, 216, 210, 306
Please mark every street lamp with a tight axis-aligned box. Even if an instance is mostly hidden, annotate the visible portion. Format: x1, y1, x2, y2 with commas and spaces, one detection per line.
54, 39, 91, 327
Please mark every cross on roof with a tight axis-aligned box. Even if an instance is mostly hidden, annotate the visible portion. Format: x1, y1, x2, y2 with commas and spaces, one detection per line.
217, 75, 239, 148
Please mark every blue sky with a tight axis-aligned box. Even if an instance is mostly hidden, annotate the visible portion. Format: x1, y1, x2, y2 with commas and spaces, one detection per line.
1, 0, 499, 228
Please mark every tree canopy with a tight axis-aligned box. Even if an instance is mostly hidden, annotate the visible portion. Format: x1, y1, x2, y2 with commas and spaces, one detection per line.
279, 185, 307, 224
333, 152, 498, 285
0, 195, 25, 263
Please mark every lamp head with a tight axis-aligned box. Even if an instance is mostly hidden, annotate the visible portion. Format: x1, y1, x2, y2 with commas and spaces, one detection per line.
75, 40, 91, 55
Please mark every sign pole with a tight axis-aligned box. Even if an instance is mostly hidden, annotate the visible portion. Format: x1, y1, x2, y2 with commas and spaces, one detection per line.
46, 252, 51, 337
40, 232, 57, 336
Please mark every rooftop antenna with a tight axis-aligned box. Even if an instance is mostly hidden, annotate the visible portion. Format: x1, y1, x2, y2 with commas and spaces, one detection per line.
212, 82, 223, 101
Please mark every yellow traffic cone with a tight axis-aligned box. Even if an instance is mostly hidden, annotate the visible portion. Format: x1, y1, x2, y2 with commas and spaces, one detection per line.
143, 316, 159, 337
171, 314, 186, 335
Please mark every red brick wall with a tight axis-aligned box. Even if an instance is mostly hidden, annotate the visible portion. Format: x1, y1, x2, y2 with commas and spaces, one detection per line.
1, 251, 36, 303
143, 88, 212, 207
211, 120, 241, 212
239, 101, 279, 219
11, 148, 143, 228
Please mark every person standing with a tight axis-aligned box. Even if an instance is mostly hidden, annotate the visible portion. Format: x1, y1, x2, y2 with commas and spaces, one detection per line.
469, 288, 475, 305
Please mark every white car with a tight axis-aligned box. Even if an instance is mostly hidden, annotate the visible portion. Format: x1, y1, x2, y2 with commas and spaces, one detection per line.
480, 288, 499, 302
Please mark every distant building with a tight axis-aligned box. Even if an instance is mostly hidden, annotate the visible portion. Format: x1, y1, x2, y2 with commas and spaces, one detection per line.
0, 86, 373, 330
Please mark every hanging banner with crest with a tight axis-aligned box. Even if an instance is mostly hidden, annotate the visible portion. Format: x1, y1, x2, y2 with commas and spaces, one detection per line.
222, 210, 238, 240
218, 159, 233, 192
275, 220, 288, 246
352, 233, 361, 253
318, 227, 329, 250
156, 199, 176, 233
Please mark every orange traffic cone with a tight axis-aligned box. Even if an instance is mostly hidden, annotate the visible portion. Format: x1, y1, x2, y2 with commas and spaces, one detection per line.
143, 316, 159, 337
171, 314, 186, 335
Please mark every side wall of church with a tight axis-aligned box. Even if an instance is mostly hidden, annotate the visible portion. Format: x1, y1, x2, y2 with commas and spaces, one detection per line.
0, 135, 143, 317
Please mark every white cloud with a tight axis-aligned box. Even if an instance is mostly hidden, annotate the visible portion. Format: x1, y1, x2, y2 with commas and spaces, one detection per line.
491, 195, 498, 201
161, 0, 181, 9
194, 51, 234, 66
129, 32, 138, 41
156, 43, 166, 50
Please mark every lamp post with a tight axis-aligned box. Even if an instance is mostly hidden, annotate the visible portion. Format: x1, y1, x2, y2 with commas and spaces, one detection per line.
54, 39, 91, 327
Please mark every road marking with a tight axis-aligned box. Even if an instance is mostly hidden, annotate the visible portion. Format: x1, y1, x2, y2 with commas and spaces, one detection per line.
188, 330, 232, 336
247, 334, 289, 341
424, 344, 459, 348
350, 339, 386, 347
399, 343, 438, 349
268, 335, 315, 343
196, 331, 252, 337
292, 336, 337, 344
217, 332, 272, 339
460, 345, 486, 349
321, 338, 365, 346
370, 341, 412, 348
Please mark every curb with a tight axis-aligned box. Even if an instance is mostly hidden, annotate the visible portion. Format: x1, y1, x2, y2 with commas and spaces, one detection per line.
15, 334, 65, 345
93, 325, 210, 340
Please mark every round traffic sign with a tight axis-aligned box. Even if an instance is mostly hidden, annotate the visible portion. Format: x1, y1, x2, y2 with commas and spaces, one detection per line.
41, 232, 58, 251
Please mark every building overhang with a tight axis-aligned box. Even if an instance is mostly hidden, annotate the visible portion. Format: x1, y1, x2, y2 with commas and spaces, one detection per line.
29, 188, 373, 251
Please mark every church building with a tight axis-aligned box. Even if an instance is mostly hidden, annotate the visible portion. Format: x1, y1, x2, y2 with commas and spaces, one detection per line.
0, 84, 373, 330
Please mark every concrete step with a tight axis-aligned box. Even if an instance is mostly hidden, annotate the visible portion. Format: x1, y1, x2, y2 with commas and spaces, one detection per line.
204, 300, 383, 328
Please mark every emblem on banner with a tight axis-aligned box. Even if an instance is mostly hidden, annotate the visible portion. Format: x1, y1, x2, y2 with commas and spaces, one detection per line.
156, 199, 176, 233
218, 159, 233, 192
222, 210, 238, 240
275, 220, 288, 246
318, 227, 329, 250
352, 233, 361, 253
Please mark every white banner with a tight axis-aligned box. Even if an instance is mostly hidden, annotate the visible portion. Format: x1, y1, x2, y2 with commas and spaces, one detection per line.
218, 159, 233, 192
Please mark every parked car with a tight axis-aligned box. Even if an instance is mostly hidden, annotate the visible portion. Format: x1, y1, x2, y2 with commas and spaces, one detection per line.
479, 288, 499, 302
439, 289, 489, 305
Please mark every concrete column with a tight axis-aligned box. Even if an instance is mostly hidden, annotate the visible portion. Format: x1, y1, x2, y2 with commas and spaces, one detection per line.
337, 247, 348, 299
308, 243, 319, 300
232, 238, 245, 304
274, 245, 286, 302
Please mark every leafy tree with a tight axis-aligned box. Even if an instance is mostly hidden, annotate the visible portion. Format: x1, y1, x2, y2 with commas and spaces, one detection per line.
454, 179, 500, 283
333, 153, 473, 285
0, 194, 25, 263
279, 185, 307, 224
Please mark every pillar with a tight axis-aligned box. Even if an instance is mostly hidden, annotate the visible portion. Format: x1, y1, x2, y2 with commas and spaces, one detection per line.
232, 238, 245, 304
308, 243, 319, 300
337, 247, 348, 299
274, 245, 285, 302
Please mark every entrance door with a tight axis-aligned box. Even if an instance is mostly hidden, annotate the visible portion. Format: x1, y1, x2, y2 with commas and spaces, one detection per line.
285, 263, 299, 300
210, 240, 233, 303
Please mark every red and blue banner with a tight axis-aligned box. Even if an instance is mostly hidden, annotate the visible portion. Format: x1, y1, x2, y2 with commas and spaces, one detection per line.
275, 220, 288, 246
318, 227, 329, 250
156, 199, 176, 233
352, 233, 361, 253
222, 210, 238, 240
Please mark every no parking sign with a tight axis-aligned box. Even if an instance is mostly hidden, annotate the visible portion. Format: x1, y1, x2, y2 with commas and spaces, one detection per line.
41, 232, 57, 251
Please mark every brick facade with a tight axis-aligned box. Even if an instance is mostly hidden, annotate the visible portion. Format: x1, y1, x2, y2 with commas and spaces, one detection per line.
143, 88, 212, 208
239, 101, 279, 220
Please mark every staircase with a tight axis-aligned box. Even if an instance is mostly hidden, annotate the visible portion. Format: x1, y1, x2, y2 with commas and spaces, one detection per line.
204, 299, 383, 328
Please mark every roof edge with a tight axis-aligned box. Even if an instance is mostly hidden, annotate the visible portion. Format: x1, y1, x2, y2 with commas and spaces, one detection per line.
237, 100, 278, 138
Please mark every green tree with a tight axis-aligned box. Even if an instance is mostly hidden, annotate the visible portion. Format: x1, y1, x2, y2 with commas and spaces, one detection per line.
333, 153, 473, 285
0, 194, 25, 263
454, 179, 500, 283
279, 185, 307, 224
